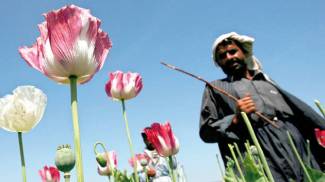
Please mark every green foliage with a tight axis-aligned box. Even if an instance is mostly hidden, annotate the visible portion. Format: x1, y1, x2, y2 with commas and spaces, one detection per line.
114, 170, 134, 182
242, 154, 267, 182
224, 154, 268, 182
224, 142, 268, 182
224, 157, 242, 182
306, 165, 325, 182
112, 169, 138, 182
224, 140, 325, 182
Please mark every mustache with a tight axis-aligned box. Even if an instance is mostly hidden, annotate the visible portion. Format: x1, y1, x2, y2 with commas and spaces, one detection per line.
225, 58, 245, 67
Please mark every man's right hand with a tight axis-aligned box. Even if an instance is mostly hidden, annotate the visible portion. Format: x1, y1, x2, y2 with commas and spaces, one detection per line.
232, 93, 256, 124
237, 93, 256, 113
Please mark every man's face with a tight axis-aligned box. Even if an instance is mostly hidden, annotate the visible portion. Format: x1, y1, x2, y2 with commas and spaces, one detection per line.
142, 134, 155, 150
215, 42, 247, 76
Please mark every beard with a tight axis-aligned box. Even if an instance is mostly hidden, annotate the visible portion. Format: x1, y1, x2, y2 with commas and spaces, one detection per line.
220, 58, 247, 77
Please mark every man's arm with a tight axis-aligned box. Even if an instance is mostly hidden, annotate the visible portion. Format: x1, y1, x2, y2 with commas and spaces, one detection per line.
199, 84, 242, 143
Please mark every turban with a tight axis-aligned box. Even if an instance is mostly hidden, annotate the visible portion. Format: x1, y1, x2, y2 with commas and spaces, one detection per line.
212, 32, 262, 71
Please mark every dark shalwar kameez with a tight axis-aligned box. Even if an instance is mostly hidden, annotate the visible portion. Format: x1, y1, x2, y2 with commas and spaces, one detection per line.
200, 72, 325, 182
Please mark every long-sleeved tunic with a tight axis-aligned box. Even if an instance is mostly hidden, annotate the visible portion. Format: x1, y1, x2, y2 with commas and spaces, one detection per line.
200, 73, 325, 181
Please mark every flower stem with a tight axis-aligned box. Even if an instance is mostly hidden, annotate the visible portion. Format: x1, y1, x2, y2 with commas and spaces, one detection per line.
306, 139, 311, 167
144, 168, 149, 182
64, 173, 71, 182
240, 112, 274, 182
315, 100, 325, 118
233, 143, 243, 163
216, 153, 224, 177
287, 131, 312, 182
69, 76, 84, 182
228, 144, 246, 182
18, 132, 27, 182
121, 100, 139, 182
168, 156, 177, 182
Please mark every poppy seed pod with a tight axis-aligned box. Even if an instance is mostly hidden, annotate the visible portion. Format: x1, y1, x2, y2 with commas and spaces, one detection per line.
96, 153, 107, 167
96, 151, 117, 176
55, 144, 76, 173
140, 158, 148, 167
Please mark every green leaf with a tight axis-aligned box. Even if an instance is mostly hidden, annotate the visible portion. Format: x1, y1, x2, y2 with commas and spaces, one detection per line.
306, 165, 325, 182
224, 157, 243, 182
242, 155, 268, 182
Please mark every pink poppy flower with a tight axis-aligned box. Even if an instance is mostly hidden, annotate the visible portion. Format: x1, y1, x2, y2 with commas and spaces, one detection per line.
315, 128, 325, 148
39, 166, 60, 182
19, 5, 112, 84
105, 71, 143, 100
144, 122, 180, 157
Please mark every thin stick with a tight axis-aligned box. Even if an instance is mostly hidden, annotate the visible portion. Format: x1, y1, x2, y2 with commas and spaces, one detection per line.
161, 62, 279, 128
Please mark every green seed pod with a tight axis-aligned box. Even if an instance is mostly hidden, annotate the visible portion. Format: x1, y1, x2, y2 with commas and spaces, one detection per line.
96, 153, 107, 167
140, 158, 148, 167
55, 144, 76, 173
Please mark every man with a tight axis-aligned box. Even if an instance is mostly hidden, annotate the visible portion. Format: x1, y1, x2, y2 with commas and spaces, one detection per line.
199, 32, 325, 181
140, 129, 186, 182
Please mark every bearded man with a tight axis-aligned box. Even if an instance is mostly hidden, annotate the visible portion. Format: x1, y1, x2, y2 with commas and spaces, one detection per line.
199, 32, 325, 181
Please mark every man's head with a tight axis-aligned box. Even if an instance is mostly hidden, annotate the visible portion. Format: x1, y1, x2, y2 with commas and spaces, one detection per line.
141, 128, 155, 151
212, 32, 261, 76
214, 38, 247, 76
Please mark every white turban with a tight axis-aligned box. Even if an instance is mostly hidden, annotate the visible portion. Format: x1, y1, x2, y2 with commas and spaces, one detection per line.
212, 32, 262, 71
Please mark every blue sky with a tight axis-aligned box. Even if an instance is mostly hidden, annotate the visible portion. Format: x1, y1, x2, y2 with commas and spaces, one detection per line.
0, 0, 325, 181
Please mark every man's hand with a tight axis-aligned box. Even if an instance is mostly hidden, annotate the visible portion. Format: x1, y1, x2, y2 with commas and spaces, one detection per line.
237, 93, 256, 113
232, 93, 256, 124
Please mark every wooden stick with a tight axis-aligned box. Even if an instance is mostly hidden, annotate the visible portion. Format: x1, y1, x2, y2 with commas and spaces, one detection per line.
161, 61, 279, 128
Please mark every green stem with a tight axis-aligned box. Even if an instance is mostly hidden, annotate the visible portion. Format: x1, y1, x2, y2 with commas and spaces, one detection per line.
168, 156, 177, 182
121, 100, 139, 182
216, 153, 224, 177
244, 142, 252, 160
233, 143, 243, 163
287, 131, 312, 182
18, 132, 27, 182
240, 112, 274, 182
69, 76, 84, 182
228, 144, 246, 182
315, 100, 325, 118
306, 140, 311, 167
144, 167, 149, 182
64, 173, 71, 182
